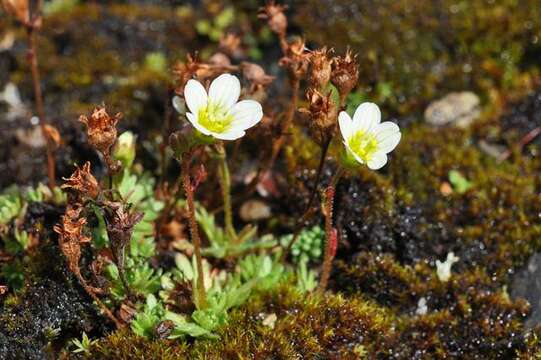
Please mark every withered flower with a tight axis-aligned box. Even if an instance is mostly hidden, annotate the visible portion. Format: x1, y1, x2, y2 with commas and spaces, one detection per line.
79, 107, 122, 159
301, 88, 338, 144
102, 201, 143, 295
173, 54, 237, 95
331, 49, 359, 102
1, 0, 30, 26
279, 37, 310, 79
240, 62, 275, 92
61, 161, 100, 200
309, 47, 333, 90
53, 205, 90, 276
258, 1, 288, 38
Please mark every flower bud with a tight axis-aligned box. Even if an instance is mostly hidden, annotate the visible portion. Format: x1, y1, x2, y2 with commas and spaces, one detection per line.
169, 125, 211, 160
331, 49, 359, 101
112, 131, 136, 169
79, 107, 121, 157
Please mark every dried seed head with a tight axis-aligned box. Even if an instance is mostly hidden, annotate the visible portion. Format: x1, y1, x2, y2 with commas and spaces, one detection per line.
259, 2, 288, 38
54, 205, 90, 276
209, 52, 232, 68
301, 88, 338, 144
331, 49, 359, 100
1, 0, 29, 26
79, 107, 121, 157
61, 161, 100, 200
279, 37, 310, 79
309, 47, 333, 90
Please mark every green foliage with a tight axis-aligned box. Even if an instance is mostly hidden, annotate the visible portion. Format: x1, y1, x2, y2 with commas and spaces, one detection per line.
280, 225, 324, 264
236, 254, 287, 292
1, 259, 24, 290
448, 170, 473, 194
43, 0, 80, 16
131, 294, 165, 338
194, 204, 276, 258
0, 192, 22, 225
143, 53, 168, 75
295, 259, 318, 293
70, 332, 97, 356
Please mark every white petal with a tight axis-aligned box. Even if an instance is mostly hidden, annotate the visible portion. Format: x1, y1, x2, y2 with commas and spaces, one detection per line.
186, 112, 211, 136
172, 96, 185, 114
230, 100, 263, 130
212, 129, 245, 141
184, 80, 208, 115
209, 74, 240, 110
367, 152, 388, 170
343, 141, 365, 165
377, 132, 401, 153
353, 102, 381, 132
338, 111, 353, 141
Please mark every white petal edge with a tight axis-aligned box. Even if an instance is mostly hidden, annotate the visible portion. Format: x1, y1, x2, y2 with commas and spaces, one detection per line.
338, 111, 353, 141
373, 122, 400, 141
184, 80, 208, 115
377, 132, 401, 154
186, 112, 211, 136
367, 152, 388, 170
230, 100, 263, 130
343, 141, 365, 165
353, 102, 381, 133
209, 74, 240, 110
212, 129, 246, 141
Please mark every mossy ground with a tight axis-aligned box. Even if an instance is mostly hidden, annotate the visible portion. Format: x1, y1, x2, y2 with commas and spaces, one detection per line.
1, 1, 541, 359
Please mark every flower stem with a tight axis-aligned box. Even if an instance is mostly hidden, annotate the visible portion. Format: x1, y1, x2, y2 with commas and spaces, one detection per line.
317, 165, 345, 293
282, 138, 331, 261
27, 26, 56, 189
181, 152, 207, 309
75, 272, 123, 329
216, 143, 236, 240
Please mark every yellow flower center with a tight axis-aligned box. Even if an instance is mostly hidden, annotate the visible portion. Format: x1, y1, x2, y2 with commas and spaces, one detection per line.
348, 130, 379, 162
198, 101, 234, 133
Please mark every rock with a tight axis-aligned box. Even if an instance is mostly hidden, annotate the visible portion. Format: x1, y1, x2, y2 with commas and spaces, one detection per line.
424, 92, 480, 127
239, 199, 271, 222
510, 252, 541, 329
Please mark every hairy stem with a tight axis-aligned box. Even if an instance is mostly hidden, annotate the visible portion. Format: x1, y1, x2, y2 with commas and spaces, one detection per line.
216, 143, 235, 240
317, 166, 345, 293
181, 153, 207, 309
28, 27, 56, 189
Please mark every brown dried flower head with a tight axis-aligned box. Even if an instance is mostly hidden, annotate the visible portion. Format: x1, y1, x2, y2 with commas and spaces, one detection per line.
258, 1, 288, 38
280, 37, 310, 78
53, 205, 90, 275
331, 49, 359, 99
61, 161, 100, 200
79, 107, 121, 157
309, 47, 333, 90
2, 0, 30, 26
301, 88, 338, 144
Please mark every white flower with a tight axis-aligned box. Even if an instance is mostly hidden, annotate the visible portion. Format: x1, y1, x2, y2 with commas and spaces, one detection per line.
179, 73, 263, 141
436, 252, 459, 282
338, 102, 401, 170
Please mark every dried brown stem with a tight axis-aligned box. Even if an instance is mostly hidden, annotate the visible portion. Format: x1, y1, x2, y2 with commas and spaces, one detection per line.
27, 26, 56, 189
181, 152, 207, 308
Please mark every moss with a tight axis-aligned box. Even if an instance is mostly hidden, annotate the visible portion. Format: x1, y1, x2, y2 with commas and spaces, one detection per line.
91, 285, 395, 359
